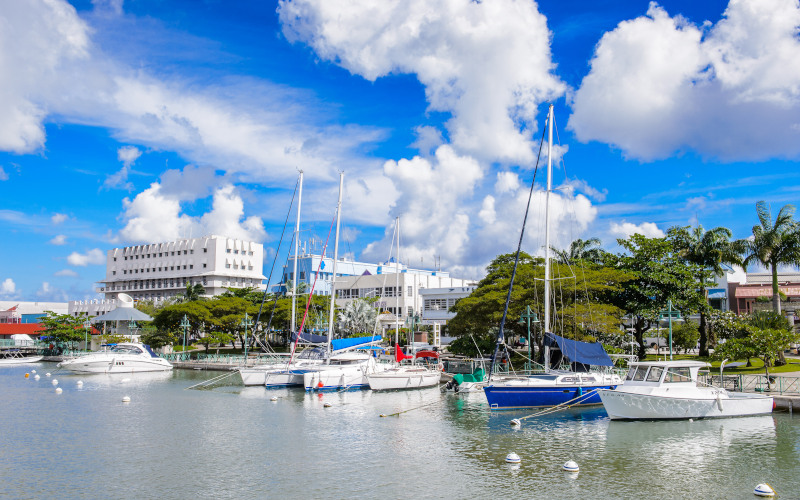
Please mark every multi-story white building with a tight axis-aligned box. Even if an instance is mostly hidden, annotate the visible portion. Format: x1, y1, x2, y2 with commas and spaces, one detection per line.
334, 272, 476, 340
273, 252, 451, 296
94, 235, 266, 303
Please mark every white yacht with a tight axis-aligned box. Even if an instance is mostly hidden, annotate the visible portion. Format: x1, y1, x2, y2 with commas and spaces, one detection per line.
598, 360, 773, 420
367, 350, 442, 391
0, 351, 43, 365
58, 343, 173, 374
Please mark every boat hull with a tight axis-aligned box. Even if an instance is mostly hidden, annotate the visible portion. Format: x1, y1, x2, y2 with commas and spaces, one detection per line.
484, 382, 618, 409
367, 369, 441, 391
0, 355, 43, 365
304, 365, 372, 391
598, 389, 774, 420
59, 356, 172, 373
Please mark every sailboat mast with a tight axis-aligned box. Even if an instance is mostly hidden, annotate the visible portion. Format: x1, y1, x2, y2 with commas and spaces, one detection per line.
291, 170, 303, 336
395, 217, 400, 352
326, 172, 344, 358
544, 104, 553, 333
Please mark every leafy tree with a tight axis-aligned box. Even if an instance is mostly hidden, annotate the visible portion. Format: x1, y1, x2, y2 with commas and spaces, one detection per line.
715, 328, 798, 378
205, 296, 259, 351
139, 327, 177, 350
741, 201, 800, 314
669, 225, 742, 356
198, 330, 236, 354
37, 311, 86, 345
152, 301, 212, 342
671, 319, 700, 354
448, 252, 632, 353
610, 233, 706, 360
447, 333, 496, 357
708, 310, 751, 341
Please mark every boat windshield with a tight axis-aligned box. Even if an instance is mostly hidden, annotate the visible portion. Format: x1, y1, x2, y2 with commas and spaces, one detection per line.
627, 366, 648, 381
645, 366, 664, 382
664, 367, 692, 383
111, 345, 142, 355
298, 347, 326, 360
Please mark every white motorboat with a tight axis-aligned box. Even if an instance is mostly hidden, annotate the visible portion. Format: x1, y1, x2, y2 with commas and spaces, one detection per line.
58, 343, 173, 373
598, 360, 773, 420
0, 351, 43, 364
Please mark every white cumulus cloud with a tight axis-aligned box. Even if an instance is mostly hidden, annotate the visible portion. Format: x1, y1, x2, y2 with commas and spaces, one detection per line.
51, 213, 68, 225
1, 278, 16, 295
570, 0, 800, 161
609, 221, 665, 239
279, 0, 565, 165
67, 248, 106, 266
49, 234, 67, 245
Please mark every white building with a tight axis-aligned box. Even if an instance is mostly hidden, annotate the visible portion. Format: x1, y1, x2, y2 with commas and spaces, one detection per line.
94, 235, 266, 303
0, 301, 68, 323
334, 272, 476, 342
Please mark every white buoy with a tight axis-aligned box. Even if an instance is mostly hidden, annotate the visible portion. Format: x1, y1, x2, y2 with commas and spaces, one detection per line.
51, 379, 59, 386
505, 452, 521, 464
31, 370, 36, 374
46, 372, 51, 377
122, 396, 131, 403
510, 418, 521, 427
121, 378, 131, 383
323, 402, 332, 408
55, 387, 63, 394
270, 396, 278, 402
688, 418, 694, 422
76, 381, 83, 388
34, 374, 40, 380
754, 483, 775, 497
563, 460, 579, 472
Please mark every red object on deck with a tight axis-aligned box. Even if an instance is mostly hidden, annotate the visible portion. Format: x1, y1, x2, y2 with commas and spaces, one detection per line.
414, 350, 439, 359
395, 347, 413, 363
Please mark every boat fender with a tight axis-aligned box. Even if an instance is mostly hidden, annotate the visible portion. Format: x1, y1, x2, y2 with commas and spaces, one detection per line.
438, 362, 444, 371
716, 392, 723, 412
772, 399, 776, 411
577, 387, 583, 397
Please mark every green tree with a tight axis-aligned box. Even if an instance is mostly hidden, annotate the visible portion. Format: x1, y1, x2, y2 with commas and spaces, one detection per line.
152, 301, 212, 342
139, 327, 177, 349
206, 296, 259, 350
198, 329, 236, 354
37, 311, 86, 346
715, 328, 798, 378
669, 225, 741, 356
671, 319, 700, 354
448, 252, 632, 352
611, 233, 706, 360
741, 201, 800, 314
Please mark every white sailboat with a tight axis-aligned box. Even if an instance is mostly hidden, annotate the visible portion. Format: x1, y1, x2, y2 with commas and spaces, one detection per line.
482, 104, 622, 408
367, 217, 441, 391
303, 172, 387, 391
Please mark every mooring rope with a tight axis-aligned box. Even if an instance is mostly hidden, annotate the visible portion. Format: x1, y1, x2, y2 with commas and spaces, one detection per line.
512, 388, 600, 421
185, 370, 238, 390
379, 399, 441, 418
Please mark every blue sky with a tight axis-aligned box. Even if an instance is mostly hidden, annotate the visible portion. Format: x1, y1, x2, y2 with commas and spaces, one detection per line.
2, 0, 799, 302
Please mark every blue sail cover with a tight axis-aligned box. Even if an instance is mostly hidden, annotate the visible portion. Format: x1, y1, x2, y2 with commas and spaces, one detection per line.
292, 332, 328, 344
331, 335, 381, 351
543, 332, 613, 367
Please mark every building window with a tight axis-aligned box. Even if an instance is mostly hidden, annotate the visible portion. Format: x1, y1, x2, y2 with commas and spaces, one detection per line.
203, 263, 207, 268
407, 286, 412, 296
112, 271, 116, 275
123, 270, 127, 274
171, 252, 175, 256
226, 264, 231, 269
183, 265, 187, 269
226, 249, 231, 253
189, 265, 193, 269
190, 250, 194, 254
171, 266, 174, 270
184, 250, 187, 255
113, 257, 116, 261
203, 248, 207, 253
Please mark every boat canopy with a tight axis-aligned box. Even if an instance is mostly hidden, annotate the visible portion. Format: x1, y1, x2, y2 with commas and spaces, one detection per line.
543, 332, 613, 367
292, 332, 328, 344
331, 335, 381, 352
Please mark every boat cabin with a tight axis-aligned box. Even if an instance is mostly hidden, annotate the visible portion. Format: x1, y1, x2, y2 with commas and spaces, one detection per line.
624, 361, 708, 386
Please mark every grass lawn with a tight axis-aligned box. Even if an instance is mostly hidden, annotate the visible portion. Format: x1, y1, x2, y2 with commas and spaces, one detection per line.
642, 353, 800, 374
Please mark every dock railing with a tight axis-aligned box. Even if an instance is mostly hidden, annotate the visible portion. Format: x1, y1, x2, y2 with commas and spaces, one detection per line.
700, 373, 800, 395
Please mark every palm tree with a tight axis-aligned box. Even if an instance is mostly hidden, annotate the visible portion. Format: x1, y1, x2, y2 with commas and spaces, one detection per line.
553, 237, 604, 264
337, 299, 378, 336
670, 225, 741, 357
741, 201, 800, 314
184, 282, 206, 301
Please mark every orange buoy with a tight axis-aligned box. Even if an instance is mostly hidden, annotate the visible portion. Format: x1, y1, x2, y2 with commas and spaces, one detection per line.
25, 373, 29, 378
317, 381, 324, 388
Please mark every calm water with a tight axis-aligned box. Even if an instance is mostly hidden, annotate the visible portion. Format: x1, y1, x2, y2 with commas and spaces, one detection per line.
2, 363, 799, 499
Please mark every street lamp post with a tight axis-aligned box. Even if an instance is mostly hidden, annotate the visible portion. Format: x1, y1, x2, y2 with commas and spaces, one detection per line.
658, 300, 682, 361
180, 314, 190, 359
128, 320, 139, 343
83, 320, 91, 351
517, 305, 539, 371
240, 313, 253, 366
